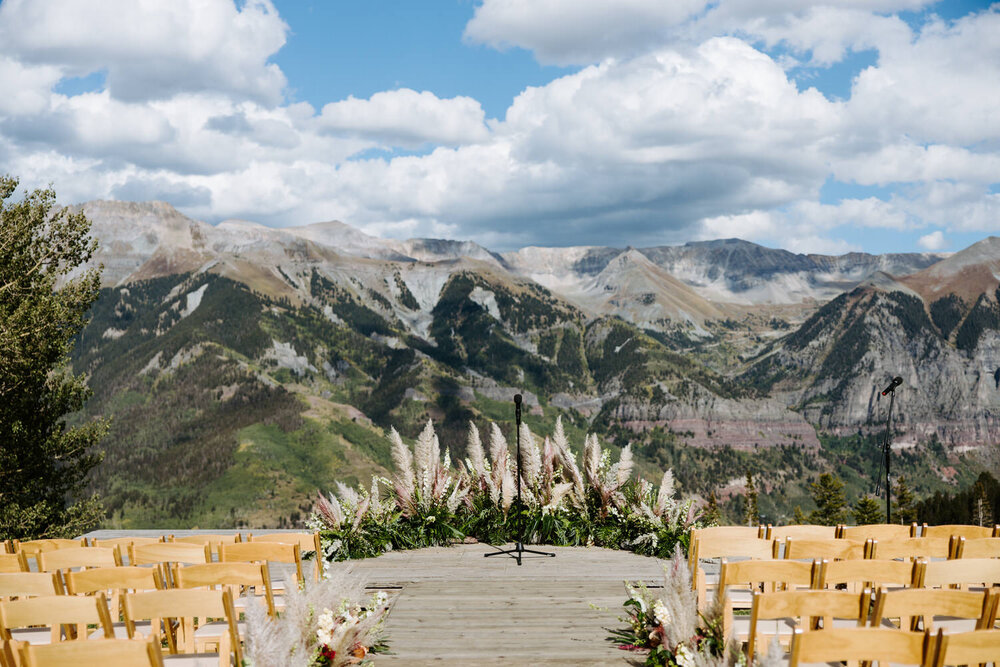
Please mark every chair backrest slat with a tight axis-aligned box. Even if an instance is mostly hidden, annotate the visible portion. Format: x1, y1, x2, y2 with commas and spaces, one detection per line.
952, 537, 1000, 559
0, 555, 26, 575
788, 626, 929, 666
0, 572, 60, 599
922, 524, 993, 540
870, 537, 950, 560
749, 589, 868, 661
817, 558, 917, 591
37, 546, 121, 572
919, 557, 1000, 590
247, 532, 322, 580
767, 525, 837, 541
0, 593, 113, 641
871, 587, 993, 633
219, 542, 303, 585
784, 538, 867, 560
18, 636, 165, 667
931, 628, 1000, 667
840, 523, 917, 540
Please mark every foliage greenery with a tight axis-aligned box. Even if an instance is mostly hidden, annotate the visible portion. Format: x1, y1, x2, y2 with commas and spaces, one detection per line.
0, 177, 106, 539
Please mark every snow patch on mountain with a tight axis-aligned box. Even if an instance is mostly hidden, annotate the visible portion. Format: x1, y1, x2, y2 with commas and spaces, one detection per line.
469, 286, 501, 320
179, 284, 208, 319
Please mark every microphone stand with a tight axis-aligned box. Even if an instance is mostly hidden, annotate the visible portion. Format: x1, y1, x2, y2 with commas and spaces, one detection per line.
874, 382, 898, 524
484, 394, 556, 566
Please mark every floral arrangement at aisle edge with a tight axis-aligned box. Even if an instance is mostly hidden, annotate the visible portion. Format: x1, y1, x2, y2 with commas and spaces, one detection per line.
611, 549, 745, 667
243, 571, 392, 667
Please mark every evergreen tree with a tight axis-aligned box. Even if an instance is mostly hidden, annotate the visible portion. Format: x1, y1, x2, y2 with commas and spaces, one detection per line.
809, 473, 847, 526
892, 475, 917, 525
792, 506, 807, 525
743, 472, 759, 527
0, 177, 106, 539
703, 490, 722, 527
853, 495, 883, 525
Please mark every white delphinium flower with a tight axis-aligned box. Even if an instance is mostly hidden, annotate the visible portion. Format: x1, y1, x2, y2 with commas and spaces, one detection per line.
652, 599, 671, 627
315, 608, 335, 645
675, 643, 696, 667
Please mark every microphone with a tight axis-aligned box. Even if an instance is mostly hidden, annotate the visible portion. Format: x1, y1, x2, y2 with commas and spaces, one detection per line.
514, 393, 522, 423
881, 377, 903, 396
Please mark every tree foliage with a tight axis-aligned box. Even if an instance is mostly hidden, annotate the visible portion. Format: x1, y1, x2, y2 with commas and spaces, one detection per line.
743, 472, 759, 527
809, 473, 847, 526
892, 475, 917, 525
0, 177, 106, 539
852, 495, 883, 525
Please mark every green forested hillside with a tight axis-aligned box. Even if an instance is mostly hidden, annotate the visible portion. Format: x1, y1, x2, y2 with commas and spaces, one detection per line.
71, 269, 996, 528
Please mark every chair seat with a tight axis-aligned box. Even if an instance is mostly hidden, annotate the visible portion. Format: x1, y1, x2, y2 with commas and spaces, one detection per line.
10, 627, 51, 644
89, 621, 153, 639
163, 653, 222, 666
732, 616, 795, 640
193, 620, 245, 639
877, 616, 981, 632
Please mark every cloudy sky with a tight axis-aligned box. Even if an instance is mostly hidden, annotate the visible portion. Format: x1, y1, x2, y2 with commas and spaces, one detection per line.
0, 0, 997, 254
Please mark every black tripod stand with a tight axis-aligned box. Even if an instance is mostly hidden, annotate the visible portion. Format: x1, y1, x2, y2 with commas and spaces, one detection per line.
484, 394, 556, 566
874, 376, 902, 523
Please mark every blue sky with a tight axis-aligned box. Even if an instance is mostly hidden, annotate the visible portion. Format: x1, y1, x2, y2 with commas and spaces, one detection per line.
0, 0, 997, 255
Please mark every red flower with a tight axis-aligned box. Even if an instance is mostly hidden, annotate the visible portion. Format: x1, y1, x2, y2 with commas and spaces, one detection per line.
321, 646, 337, 660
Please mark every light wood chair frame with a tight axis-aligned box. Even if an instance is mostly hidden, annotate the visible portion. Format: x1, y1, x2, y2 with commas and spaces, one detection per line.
870, 586, 995, 633
787, 626, 932, 667
122, 588, 241, 666
246, 532, 323, 581
747, 588, 869, 664
17, 636, 166, 667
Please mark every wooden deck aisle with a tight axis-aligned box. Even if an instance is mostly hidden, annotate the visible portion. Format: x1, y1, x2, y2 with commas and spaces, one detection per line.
330, 544, 668, 666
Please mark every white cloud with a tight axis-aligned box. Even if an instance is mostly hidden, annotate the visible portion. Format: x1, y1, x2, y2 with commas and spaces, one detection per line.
918, 230, 947, 250
0, 0, 288, 104
0, 0, 996, 257
464, 0, 707, 66
845, 8, 1000, 146
317, 89, 490, 148
463, 0, 935, 66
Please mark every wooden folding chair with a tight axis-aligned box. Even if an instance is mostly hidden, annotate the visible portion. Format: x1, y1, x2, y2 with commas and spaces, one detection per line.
63, 566, 163, 639
128, 543, 211, 589
18, 637, 165, 667
717, 558, 816, 642
172, 562, 276, 617
123, 588, 241, 667
930, 627, 1000, 667
748, 589, 869, 665
688, 532, 774, 609
0, 557, 26, 575
816, 558, 918, 594
871, 587, 994, 633
871, 538, 951, 561
919, 558, 1000, 591
788, 626, 931, 667
12, 540, 86, 573
840, 523, 918, 540
246, 532, 323, 581
922, 524, 995, 540
767, 525, 838, 541
952, 537, 1000, 559
783, 537, 868, 561
219, 542, 304, 591
0, 593, 114, 647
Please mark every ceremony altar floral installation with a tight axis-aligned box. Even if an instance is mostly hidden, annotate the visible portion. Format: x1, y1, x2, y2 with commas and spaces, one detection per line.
308, 417, 705, 566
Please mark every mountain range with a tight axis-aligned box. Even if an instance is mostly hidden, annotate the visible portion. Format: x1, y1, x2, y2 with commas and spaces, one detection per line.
67, 200, 998, 527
